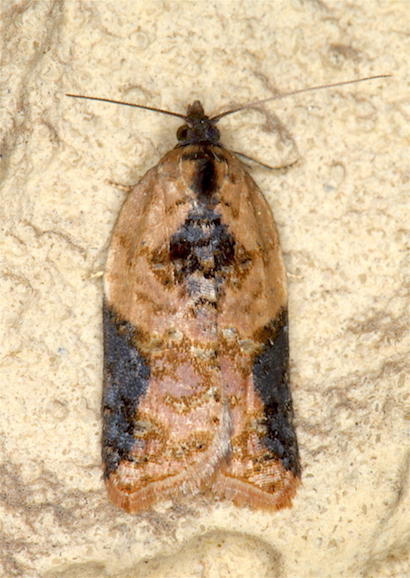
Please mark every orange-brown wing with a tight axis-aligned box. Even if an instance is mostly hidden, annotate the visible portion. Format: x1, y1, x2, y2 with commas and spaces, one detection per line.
212, 152, 300, 509
103, 147, 231, 512
102, 144, 300, 512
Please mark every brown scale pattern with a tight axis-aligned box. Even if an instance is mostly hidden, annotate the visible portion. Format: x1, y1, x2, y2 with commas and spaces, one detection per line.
103, 110, 300, 512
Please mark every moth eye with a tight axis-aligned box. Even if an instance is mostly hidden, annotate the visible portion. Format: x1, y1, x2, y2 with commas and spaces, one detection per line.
177, 125, 189, 141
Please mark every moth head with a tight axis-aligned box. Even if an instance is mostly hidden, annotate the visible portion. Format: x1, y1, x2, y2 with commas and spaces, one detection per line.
176, 100, 221, 146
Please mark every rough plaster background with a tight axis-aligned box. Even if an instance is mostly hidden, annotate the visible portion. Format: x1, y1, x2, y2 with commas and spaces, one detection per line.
1, 1, 408, 577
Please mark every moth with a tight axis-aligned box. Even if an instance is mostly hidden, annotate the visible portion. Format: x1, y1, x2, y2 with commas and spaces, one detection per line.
67, 75, 388, 512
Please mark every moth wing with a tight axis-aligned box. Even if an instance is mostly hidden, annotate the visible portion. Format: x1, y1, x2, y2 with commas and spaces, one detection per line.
213, 154, 300, 509
103, 149, 229, 512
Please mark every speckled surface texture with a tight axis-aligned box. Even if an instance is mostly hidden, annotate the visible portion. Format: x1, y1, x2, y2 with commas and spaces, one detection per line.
1, 1, 408, 577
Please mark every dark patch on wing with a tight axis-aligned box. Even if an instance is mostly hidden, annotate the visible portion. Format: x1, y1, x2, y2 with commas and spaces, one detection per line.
102, 301, 151, 476
169, 204, 236, 293
252, 308, 300, 477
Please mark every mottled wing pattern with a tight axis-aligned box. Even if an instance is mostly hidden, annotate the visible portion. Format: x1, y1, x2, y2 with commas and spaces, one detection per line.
103, 132, 300, 512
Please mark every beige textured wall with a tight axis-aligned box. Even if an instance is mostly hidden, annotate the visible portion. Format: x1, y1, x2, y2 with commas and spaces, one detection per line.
1, 1, 408, 577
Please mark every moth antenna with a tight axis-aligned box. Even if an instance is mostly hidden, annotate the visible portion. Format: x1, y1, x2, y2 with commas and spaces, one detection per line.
211, 74, 392, 122
66, 94, 188, 121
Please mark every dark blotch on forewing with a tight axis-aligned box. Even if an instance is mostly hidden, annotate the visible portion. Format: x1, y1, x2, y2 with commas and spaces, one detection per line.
102, 301, 150, 476
169, 204, 236, 288
252, 308, 300, 477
